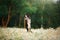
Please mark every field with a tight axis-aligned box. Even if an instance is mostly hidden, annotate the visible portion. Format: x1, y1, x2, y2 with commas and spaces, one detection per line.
0, 27, 60, 40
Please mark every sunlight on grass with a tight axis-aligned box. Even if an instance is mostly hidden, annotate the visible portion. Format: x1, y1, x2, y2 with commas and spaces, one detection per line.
0, 27, 60, 40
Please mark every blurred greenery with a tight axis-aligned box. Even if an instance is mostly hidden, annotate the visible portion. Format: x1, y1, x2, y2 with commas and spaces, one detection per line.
0, 0, 60, 28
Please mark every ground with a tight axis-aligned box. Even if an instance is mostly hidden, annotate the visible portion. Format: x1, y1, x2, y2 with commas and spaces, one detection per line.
0, 27, 60, 40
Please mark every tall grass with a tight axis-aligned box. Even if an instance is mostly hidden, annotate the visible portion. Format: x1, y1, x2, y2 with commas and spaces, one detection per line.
0, 27, 60, 40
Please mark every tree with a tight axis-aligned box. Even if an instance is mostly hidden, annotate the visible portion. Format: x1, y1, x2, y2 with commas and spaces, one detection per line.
0, 0, 12, 27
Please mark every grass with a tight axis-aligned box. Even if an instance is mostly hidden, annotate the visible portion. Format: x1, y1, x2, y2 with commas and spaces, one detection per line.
0, 27, 60, 40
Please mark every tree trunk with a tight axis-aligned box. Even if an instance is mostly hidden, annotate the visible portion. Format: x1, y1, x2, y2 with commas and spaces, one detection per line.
41, 16, 43, 27
2, 17, 6, 27
24, 18, 25, 28
2, 6, 11, 27
48, 16, 51, 27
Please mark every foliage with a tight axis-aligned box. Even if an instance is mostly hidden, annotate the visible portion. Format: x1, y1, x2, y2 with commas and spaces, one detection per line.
0, 0, 60, 28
